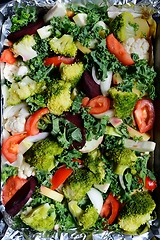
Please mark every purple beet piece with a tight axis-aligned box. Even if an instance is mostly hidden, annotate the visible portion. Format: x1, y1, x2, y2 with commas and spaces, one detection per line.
80, 70, 101, 98
5, 176, 37, 217
7, 18, 44, 41
64, 112, 86, 149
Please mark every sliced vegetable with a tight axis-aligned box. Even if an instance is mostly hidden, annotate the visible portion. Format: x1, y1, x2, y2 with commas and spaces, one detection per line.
134, 99, 155, 133
145, 176, 157, 191
0, 48, 17, 64
87, 187, 103, 214
100, 192, 120, 225
106, 33, 135, 66
82, 95, 110, 114
7, 19, 44, 41
79, 136, 103, 153
124, 138, 156, 152
2, 176, 28, 205
80, 70, 101, 98
44, 56, 75, 66
25, 108, 49, 136
40, 186, 64, 202
100, 71, 113, 96
5, 177, 37, 216
51, 165, 73, 190
2, 133, 27, 163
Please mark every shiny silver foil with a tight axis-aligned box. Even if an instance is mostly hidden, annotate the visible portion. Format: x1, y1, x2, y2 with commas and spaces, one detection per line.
0, 0, 160, 239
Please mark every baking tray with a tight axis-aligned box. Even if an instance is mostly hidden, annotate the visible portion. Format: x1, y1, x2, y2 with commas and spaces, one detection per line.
0, 0, 160, 239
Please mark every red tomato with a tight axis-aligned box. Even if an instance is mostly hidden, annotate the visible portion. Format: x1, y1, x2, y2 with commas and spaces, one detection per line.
44, 56, 75, 66
100, 192, 120, 225
2, 133, 27, 163
82, 95, 110, 114
145, 176, 157, 191
106, 34, 135, 66
25, 108, 49, 136
81, 97, 90, 107
0, 48, 16, 64
134, 99, 155, 133
51, 165, 73, 190
2, 176, 28, 205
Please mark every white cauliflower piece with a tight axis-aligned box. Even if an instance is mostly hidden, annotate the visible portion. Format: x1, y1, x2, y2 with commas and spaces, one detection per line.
3, 63, 19, 82
18, 161, 35, 179
3, 102, 30, 135
123, 37, 150, 60
3, 63, 28, 82
5, 116, 26, 134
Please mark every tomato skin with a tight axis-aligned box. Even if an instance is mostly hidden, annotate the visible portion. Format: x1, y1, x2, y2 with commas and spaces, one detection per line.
106, 34, 134, 66
44, 56, 75, 66
134, 99, 155, 133
0, 48, 16, 64
145, 176, 157, 191
51, 165, 73, 190
2, 133, 27, 163
100, 192, 120, 225
2, 176, 28, 205
25, 108, 49, 136
82, 95, 110, 114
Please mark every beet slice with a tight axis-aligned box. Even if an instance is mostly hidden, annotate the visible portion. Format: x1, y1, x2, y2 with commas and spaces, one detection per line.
5, 176, 37, 217
64, 112, 86, 149
80, 70, 101, 98
7, 19, 44, 41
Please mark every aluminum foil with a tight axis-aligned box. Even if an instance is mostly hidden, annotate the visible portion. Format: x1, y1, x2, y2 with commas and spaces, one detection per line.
0, 0, 160, 239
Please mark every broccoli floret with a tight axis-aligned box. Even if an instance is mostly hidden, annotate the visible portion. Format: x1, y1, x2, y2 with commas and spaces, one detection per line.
60, 62, 84, 87
84, 149, 105, 184
12, 35, 38, 61
24, 137, 63, 171
108, 87, 138, 119
63, 168, 96, 201
46, 80, 73, 115
49, 34, 77, 57
7, 76, 46, 106
106, 148, 137, 175
20, 203, 56, 231
109, 12, 139, 42
118, 191, 156, 233
78, 206, 99, 230
68, 201, 99, 230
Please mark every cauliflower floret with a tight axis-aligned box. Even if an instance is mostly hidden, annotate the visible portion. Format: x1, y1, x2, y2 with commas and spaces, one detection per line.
18, 161, 35, 179
3, 103, 30, 134
3, 63, 19, 82
5, 116, 26, 134
3, 63, 29, 82
123, 37, 149, 60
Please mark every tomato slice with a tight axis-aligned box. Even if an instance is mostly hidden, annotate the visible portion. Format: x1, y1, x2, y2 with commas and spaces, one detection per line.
0, 48, 16, 64
145, 176, 157, 191
25, 108, 49, 136
82, 95, 110, 114
100, 192, 120, 225
106, 34, 135, 66
134, 99, 155, 133
44, 56, 75, 66
2, 176, 28, 205
51, 165, 73, 190
2, 133, 27, 163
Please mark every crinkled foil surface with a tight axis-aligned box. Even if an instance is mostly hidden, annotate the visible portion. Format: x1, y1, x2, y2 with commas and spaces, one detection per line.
0, 0, 160, 239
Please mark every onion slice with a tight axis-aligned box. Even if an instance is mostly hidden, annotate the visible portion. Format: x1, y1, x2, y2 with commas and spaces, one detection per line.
25, 132, 50, 142
100, 71, 112, 96
79, 136, 103, 153
92, 109, 115, 119
92, 66, 101, 85
87, 187, 103, 214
